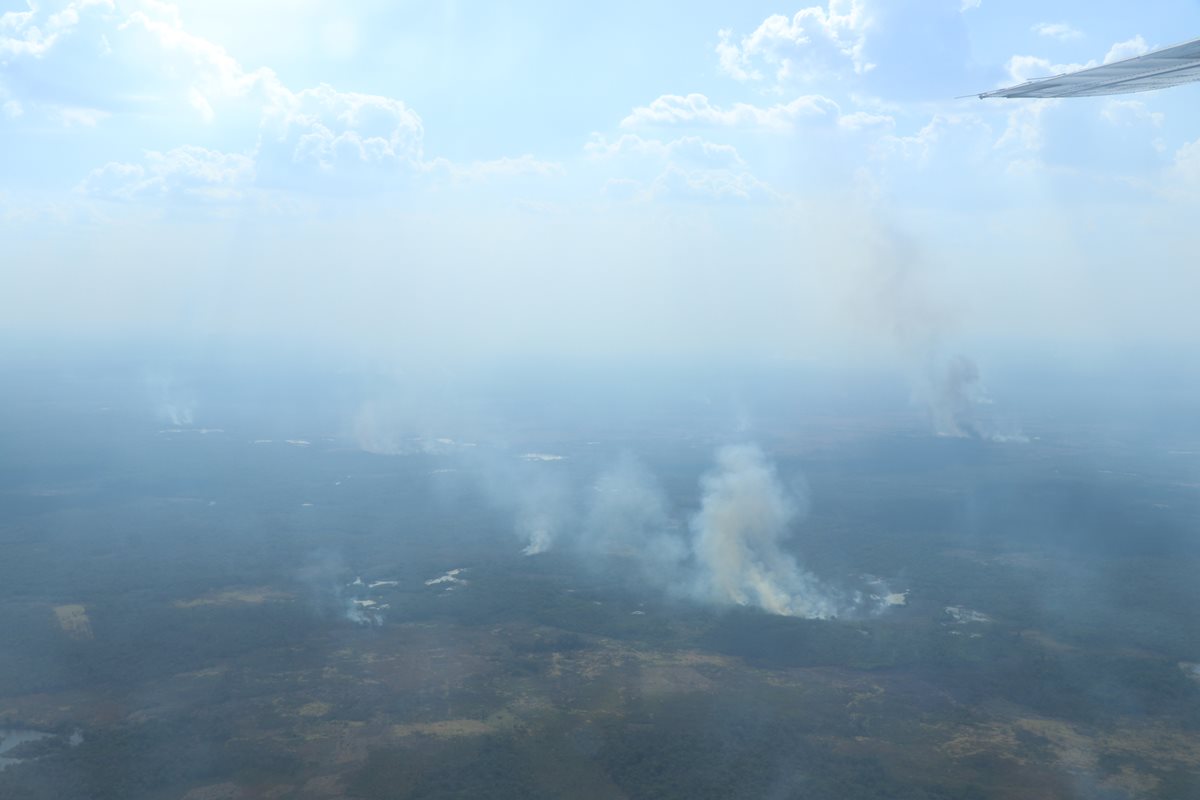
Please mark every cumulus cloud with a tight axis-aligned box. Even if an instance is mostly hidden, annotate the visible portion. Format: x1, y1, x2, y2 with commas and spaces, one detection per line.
1004, 35, 1150, 87
259, 83, 424, 176
3, 0, 565, 199
1101, 99, 1164, 129
1032, 22, 1083, 42
1161, 136, 1200, 202
54, 105, 108, 127
423, 154, 565, 181
716, 1, 874, 83
585, 133, 776, 202
586, 133, 746, 168
876, 112, 988, 164
79, 145, 255, 201
994, 99, 1058, 153
0, 0, 113, 59
621, 92, 841, 131
1104, 35, 1149, 64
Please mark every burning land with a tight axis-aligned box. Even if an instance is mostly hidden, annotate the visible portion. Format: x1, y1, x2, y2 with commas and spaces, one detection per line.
2, 365, 1200, 799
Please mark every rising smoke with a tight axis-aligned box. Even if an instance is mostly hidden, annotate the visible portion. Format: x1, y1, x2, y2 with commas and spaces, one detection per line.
863, 225, 1024, 442
296, 550, 384, 626
146, 371, 196, 427
582, 454, 688, 584
924, 353, 984, 438
688, 445, 840, 618
517, 473, 573, 556
508, 445, 858, 619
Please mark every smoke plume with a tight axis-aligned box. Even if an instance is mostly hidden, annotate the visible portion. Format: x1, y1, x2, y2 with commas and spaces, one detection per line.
688, 445, 839, 619
863, 226, 1023, 441
927, 353, 984, 438
146, 371, 196, 427
514, 446, 850, 619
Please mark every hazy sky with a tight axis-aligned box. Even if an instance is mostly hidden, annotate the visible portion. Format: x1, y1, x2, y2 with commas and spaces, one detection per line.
5, 0, 1200, 362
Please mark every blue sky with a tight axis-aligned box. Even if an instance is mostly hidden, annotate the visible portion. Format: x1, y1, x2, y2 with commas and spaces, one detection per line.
5, 0, 1200, 362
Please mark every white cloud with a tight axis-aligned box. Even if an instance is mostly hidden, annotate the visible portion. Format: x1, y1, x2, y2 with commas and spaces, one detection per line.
991, 35, 1158, 160
120, 4, 289, 112
0, 0, 113, 59
1002, 36, 1150, 88
645, 164, 778, 202
586, 133, 745, 168
1, 4, 61, 58
877, 112, 989, 164
188, 88, 214, 123
1101, 99, 1163, 128
716, 1, 874, 84
1172, 138, 1200, 185
621, 92, 841, 131
838, 110, 894, 132
1032, 22, 1083, 41
0, 82, 22, 118
1005, 54, 1087, 84
263, 84, 424, 170
423, 154, 565, 181
79, 145, 255, 201
55, 105, 108, 127
585, 133, 774, 203
1104, 35, 1149, 64
5, 1, 565, 195
995, 99, 1059, 152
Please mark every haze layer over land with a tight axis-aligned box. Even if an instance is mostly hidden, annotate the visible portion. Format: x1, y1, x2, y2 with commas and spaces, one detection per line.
5, 2, 1200, 798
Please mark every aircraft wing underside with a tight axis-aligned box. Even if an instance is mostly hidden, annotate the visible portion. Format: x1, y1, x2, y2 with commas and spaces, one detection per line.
981, 37, 1200, 98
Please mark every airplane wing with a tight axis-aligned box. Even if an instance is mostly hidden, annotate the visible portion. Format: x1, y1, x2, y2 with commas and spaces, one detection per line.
980, 37, 1200, 98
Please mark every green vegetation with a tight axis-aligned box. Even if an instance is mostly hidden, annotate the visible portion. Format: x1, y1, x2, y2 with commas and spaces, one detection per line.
3, 408, 1200, 798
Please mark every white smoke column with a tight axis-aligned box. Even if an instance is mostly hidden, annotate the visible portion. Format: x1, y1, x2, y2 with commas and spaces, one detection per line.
146, 371, 196, 426
689, 445, 839, 619
516, 472, 572, 556
520, 511, 556, 556
857, 225, 1025, 442
928, 354, 983, 438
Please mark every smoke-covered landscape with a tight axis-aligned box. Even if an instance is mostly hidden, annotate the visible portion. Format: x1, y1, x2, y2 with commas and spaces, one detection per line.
7, 0, 1200, 797
2, 350, 1200, 799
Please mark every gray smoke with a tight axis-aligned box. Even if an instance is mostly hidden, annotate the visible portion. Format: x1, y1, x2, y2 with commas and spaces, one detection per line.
296, 550, 383, 626
146, 371, 196, 427
517, 472, 573, 555
688, 445, 840, 618
862, 226, 1024, 442
471, 451, 574, 556
528, 446, 849, 618
927, 353, 984, 438
582, 453, 688, 583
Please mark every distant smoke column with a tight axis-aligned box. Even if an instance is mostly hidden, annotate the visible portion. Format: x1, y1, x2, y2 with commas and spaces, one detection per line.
689, 445, 838, 619
516, 472, 572, 556
931, 354, 982, 438
519, 513, 556, 556
146, 372, 196, 426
